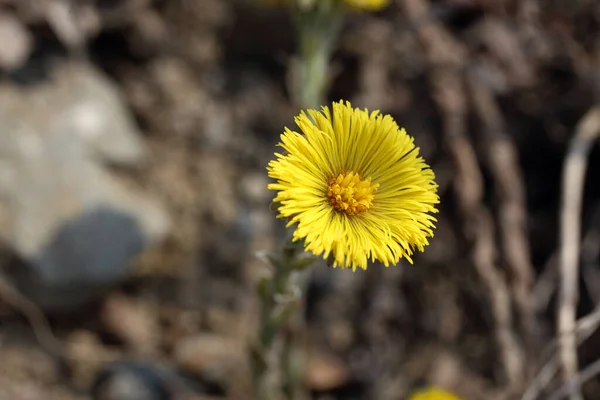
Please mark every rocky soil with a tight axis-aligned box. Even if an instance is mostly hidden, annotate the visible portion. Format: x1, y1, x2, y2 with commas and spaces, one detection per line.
1, 0, 600, 399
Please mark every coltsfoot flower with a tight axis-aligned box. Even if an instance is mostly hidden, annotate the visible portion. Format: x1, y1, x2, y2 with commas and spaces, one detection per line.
408, 387, 462, 400
260, 0, 390, 12
343, 0, 390, 11
267, 101, 439, 270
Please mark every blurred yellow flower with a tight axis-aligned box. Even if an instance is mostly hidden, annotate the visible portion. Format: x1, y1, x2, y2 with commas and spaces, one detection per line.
260, 0, 390, 11
343, 0, 390, 11
267, 101, 439, 270
408, 387, 462, 400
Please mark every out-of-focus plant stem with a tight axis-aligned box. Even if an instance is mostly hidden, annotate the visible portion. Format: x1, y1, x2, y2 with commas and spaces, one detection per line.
252, 3, 344, 399
251, 239, 316, 400
277, 7, 344, 398
293, 1, 344, 109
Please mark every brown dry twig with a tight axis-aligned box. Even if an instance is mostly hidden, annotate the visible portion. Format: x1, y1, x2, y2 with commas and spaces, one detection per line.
532, 202, 600, 320
467, 70, 535, 347
548, 357, 600, 400
523, 303, 600, 400
0, 270, 120, 365
524, 200, 600, 400
399, 0, 525, 389
557, 106, 600, 400
0, 271, 67, 357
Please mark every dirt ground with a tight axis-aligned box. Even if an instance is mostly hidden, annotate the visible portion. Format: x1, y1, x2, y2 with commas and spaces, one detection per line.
1, 0, 600, 399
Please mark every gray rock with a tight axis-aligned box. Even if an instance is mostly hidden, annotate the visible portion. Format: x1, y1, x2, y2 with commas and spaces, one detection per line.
92, 362, 174, 400
0, 12, 32, 70
11, 207, 146, 311
53, 64, 147, 166
0, 62, 147, 167
92, 360, 204, 400
0, 62, 170, 311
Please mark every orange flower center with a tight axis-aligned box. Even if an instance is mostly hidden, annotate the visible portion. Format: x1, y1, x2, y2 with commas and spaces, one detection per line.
327, 172, 378, 216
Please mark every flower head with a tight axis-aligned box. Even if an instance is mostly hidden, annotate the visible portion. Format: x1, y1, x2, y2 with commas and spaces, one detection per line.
267, 101, 439, 270
343, 0, 390, 11
259, 0, 390, 12
408, 387, 462, 400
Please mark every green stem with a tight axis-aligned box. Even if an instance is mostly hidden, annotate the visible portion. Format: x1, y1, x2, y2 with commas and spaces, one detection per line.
294, 2, 344, 108
251, 240, 316, 400
252, 3, 345, 398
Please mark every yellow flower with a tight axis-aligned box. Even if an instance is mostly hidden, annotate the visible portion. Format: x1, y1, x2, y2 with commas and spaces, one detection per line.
408, 387, 462, 400
267, 101, 439, 270
343, 0, 390, 11
259, 0, 390, 11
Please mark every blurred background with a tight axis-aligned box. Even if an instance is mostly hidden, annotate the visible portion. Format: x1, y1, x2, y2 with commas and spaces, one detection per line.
0, 0, 599, 399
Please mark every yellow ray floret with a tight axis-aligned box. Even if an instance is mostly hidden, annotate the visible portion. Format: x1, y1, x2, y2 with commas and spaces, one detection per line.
343, 0, 390, 11
408, 387, 462, 400
267, 100, 439, 270
260, 0, 390, 11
